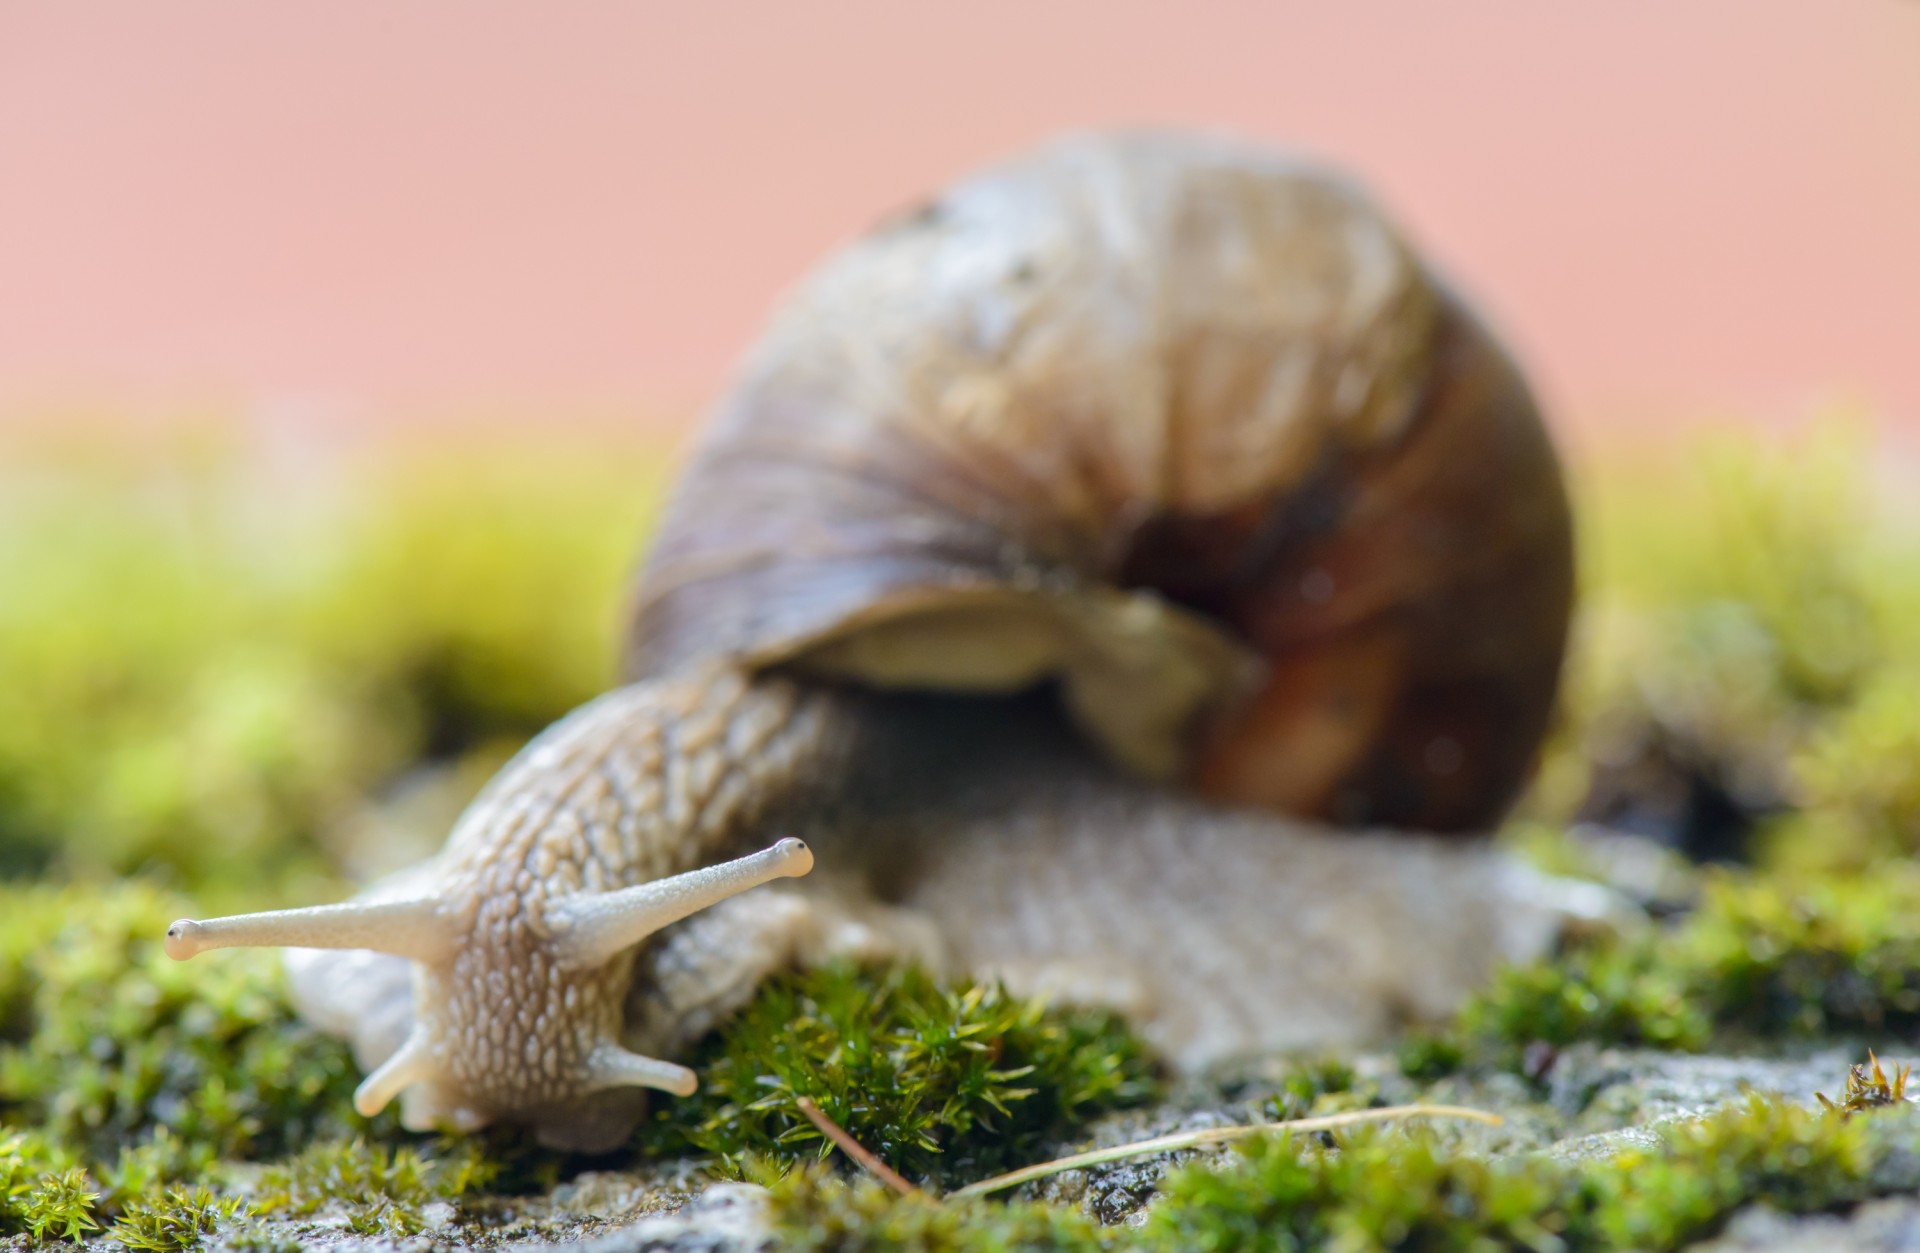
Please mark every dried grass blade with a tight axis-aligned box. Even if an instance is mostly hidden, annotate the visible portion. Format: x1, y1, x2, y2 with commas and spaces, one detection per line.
795, 1096, 922, 1197
947, 1102, 1502, 1200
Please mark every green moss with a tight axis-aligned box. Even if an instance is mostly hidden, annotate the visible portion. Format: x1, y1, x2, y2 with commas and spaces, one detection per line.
0, 878, 1149, 1228
1425, 863, 1920, 1074
640, 962, 1157, 1183
1587, 1097, 1874, 1250
1150, 1095, 1879, 1253
97, 1130, 201, 1216
2, 1132, 93, 1241
21, 1168, 103, 1242
1261, 1055, 1373, 1121
0, 882, 407, 1240
1395, 1032, 1468, 1082
764, 1098, 1893, 1252
768, 1166, 1112, 1253
0, 427, 669, 886
109, 1188, 246, 1252
252, 1137, 498, 1236
1148, 1097, 1876, 1252
1454, 943, 1709, 1063
1513, 423, 1920, 865
0, 882, 371, 1162
1674, 871, 1920, 1036
1146, 1127, 1583, 1253
1766, 675, 1920, 872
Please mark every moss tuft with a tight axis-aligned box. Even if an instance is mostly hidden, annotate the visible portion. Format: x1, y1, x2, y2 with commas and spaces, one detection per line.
1587, 1095, 1874, 1250
1431, 865, 1920, 1073
109, 1187, 246, 1252
1454, 940, 1709, 1064
251, 1137, 498, 1235
0, 883, 371, 1162
1, 1130, 67, 1234
1148, 1127, 1579, 1253
1262, 1055, 1372, 1121
1395, 1032, 1468, 1082
0, 884, 439, 1243
639, 962, 1157, 1183
768, 1165, 1111, 1253
1673, 871, 1920, 1037
97, 1130, 205, 1218
10, 1162, 102, 1243
1524, 425, 1896, 860
3, 1129, 101, 1243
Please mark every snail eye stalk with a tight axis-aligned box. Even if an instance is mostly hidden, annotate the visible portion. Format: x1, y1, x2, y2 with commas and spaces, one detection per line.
164, 897, 455, 965
546, 837, 815, 969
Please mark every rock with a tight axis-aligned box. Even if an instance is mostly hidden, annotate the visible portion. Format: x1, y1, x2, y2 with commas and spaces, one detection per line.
1693, 1198, 1920, 1252
511, 1184, 772, 1253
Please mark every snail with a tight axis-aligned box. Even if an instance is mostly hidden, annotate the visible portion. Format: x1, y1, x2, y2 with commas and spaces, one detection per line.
164, 130, 1601, 1153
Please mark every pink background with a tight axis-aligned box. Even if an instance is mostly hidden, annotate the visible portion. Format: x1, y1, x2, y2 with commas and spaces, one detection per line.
2, 1, 1916, 448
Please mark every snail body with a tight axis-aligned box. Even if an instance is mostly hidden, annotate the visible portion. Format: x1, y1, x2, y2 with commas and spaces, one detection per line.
167, 131, 1587, 1152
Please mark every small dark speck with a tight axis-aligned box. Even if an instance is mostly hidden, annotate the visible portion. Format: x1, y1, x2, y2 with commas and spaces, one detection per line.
872, 198, 947, 236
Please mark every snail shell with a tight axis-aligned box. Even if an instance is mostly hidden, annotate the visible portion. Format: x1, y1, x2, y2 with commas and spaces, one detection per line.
632, 129, 1571, 831
164, 131, 1592, 1151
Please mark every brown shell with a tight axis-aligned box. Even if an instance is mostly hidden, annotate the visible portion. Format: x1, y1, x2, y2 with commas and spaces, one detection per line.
626, 130, 1572, 833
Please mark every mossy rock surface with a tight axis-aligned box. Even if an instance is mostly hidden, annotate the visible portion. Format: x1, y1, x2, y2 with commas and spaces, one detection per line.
10, 870, 1920, 1252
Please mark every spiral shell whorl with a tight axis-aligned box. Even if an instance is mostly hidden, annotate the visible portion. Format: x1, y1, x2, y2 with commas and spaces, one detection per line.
629, 130, 1571, 831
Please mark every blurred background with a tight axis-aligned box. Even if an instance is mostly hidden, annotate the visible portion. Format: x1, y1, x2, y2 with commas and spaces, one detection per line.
2, 2, 1918, 898
3, 0, 1916, 440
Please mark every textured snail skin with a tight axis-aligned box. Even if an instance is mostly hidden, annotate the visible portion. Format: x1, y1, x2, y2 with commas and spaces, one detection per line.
165, 132, 1596, 1151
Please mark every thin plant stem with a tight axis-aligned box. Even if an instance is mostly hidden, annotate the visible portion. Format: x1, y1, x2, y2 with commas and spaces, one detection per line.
948, 1103, 1502, 1200
795, 1096, 923, 1198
